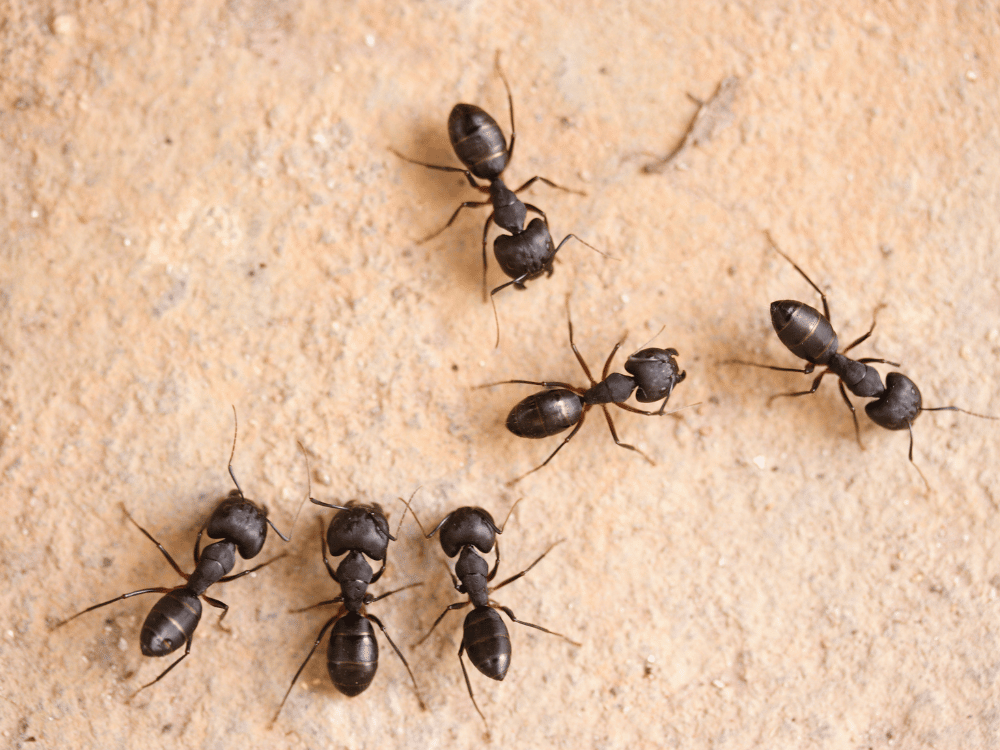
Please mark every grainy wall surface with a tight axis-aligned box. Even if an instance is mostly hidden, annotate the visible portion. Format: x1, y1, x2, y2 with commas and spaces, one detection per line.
2, 2, 999, 749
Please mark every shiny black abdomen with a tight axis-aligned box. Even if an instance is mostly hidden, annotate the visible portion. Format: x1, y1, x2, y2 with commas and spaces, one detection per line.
464, 607, 511, 681
506, 390, 583, 438
327, 612, 378, 696
770, 300, 839, 365
140, 589, 203, 657
448, 104, 509, 180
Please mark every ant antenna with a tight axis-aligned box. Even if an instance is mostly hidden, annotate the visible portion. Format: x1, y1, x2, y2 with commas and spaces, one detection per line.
396, 487, 422, 537
922, 405, 999, 420
635, 325, 667, 352
228, 405, 245, 499
496, 497, 523, 533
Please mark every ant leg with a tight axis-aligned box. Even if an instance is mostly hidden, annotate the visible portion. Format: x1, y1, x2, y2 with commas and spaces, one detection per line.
387, 148, 484, 190
600, 405, 655, 465
495, 50, 516, 164
857, 357, 901, 367
522, 202, 548, 224
416, 601, 470, 646
121, 507, 188, 580
486, 539, 501, 582
194, 529, 204, 566
506, 418, 588, 487
217, 552, 288, 583
444, 559, 461, 590
291, 598, 343, 614
368, 582, 423, 604
421, 200, 492, 244
766, 369, 830, 406
725, 359, 817, 375
905, 422, 931, 492
130, 634, 195, 698
272, 615, 338, 724
512, 175, 586, 197
765, 231, 832, 322
367, 613, 426, 710
458, 638, 489, 731
489, 540, 562, 592
600, 339, 625, 382
492, 604, 581, 647
566, 309, 598, 385
54, 587, 173, 628
476, 378, 584, 394
614, 401, 701, 418
837, 380, 863, 448
203, 595, 231, 632
316, 518, 339, 583
842, 304, 891, 356
370, 556, 388, 585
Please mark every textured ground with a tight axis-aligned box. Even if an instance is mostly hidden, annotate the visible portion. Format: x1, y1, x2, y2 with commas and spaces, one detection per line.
2, 2, 999, 749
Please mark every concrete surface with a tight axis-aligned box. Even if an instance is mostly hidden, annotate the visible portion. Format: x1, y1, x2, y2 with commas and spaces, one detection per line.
2, 1, 999, 748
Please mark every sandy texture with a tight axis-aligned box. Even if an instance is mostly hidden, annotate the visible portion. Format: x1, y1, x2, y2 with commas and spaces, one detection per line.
2, 2, 999, 748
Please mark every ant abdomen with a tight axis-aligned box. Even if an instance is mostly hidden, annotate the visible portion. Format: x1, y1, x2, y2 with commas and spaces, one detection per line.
327, 612, 379, 696
464, 607, 512, 681
770, 300, 839, 364
506, 390, 583, 439
448, 104, 508, 179
139, 590, 202, 657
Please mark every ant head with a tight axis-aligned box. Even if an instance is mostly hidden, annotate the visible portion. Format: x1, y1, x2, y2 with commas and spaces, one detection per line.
447, 103, 509, 180
625, 347, 685, 403
206, 494, 269, 559
865, 372, 922, 431
435, 506, 501, 558
326, 502, 394, 560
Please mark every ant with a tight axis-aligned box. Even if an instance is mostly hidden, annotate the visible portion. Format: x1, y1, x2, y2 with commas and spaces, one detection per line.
54, 411, 290, 696
729, 232, 997, 486
273, 490, 424, 722
480, 309, 689, 485
390, 52, 600, 307
408, 501, 579, 731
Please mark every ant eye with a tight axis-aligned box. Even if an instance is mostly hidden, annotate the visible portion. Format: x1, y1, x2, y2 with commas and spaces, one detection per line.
162, 638, 173, 649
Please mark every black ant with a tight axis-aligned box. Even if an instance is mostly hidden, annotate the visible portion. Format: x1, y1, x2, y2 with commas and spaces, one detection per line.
54, 411, 290, 696
408, 501, 579, 731
480, 310, 690, 485
390, 52, 600, 308
729, 232, 997, 486
273, 490, 424, 722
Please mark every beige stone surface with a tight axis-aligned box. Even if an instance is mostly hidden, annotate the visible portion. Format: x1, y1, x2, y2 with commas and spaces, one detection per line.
2, 2, 999, 748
